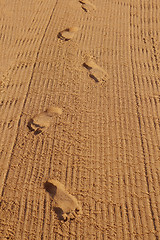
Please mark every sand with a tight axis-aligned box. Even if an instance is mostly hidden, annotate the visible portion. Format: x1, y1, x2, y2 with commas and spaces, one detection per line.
0, 0, 160, 239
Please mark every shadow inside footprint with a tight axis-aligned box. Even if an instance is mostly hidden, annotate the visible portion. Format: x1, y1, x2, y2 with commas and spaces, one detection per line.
89, 74, 99, 82
57, 31, 70, 41
83, 63, 92, 70
34, 129, 43, 135
27, 120, 43, 135
44, 181, 57, 197
53, 207, 76, 221
82, 6, 88, 12
79, 0, 96, 12
27, 120, 34, 132
53, 207, 67, 221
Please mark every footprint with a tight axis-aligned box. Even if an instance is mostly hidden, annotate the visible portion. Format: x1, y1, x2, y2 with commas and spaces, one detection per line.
79, 0, 96, 12
84, 56, 105, 72
83, 56, 107, 83
28, 106, 62, 134
44, 179, 82, 221
58, 27, 79, 41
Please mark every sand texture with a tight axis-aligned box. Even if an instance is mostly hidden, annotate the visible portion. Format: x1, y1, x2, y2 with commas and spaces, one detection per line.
0, 0, 160, 239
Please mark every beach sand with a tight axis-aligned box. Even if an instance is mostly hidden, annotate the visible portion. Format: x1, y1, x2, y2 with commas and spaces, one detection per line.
0, 0, 160, 239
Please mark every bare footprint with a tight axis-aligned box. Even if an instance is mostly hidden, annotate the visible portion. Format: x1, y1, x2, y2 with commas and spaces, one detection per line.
58, 27, 79, 41
28, 106, 62, 134
79, 0, 96, 12
83, 56, 107, 83
44, 179, 82, 221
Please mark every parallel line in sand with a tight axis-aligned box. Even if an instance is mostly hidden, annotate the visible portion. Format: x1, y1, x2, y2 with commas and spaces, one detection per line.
0, 0, 58, 196
130, 0, 160, 239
